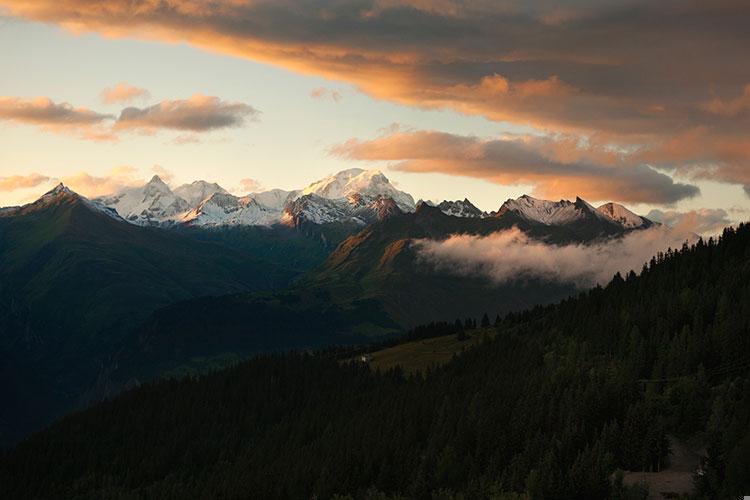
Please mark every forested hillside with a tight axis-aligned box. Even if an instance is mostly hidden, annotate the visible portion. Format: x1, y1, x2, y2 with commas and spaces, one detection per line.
2, 224, 749, 499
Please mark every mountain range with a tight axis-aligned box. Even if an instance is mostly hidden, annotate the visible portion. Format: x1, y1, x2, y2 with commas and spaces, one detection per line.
0, 168, 658, 446
90, 167, 653, 233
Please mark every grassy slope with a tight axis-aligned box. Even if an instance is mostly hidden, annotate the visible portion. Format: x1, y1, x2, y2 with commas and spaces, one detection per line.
355, 329, 496, 374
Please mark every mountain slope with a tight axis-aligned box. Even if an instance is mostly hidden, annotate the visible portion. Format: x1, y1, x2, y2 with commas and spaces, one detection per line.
116, 199, 654, 383
301, 201, 632, 326
4, 224, 748, 499
0, 186, 299, 445
597, 202, 654, 228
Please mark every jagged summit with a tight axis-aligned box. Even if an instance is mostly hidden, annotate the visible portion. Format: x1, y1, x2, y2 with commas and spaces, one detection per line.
437, 198, 486, 218
597, 202, 653, 228
497, 194, 618, 227
45, 183, 74, 197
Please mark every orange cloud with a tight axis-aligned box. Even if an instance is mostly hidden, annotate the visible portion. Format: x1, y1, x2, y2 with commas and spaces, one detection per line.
0, 93, 257, 141
333, 130, 699, 204
114, 94, 259, 133
0, 96, 115, 140
101, 82, 150, 104
0, 173, 50, 191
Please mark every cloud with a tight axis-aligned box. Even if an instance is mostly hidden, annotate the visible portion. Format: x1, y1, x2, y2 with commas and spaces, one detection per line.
58, 166, 143, 197
0, 173, 50, 191
0, 93, 257, 140
4, 0, 750, 189
0, 96, 115, 140
114, 94, 259, 133
646, 208, 734, 236
238, 178, 263, 193
333, 130, 699, 204
310, 87, 343, 102
100, 82, 150, 104
415, 225, 698, 288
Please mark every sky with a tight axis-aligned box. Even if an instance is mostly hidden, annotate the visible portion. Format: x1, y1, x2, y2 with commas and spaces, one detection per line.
0, 0, 749, 231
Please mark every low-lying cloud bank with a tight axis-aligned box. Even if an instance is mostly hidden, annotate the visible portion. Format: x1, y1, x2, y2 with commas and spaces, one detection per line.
415, 226, 700, 288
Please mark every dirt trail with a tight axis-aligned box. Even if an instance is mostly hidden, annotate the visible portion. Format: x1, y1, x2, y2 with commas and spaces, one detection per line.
622, 436, 704, 499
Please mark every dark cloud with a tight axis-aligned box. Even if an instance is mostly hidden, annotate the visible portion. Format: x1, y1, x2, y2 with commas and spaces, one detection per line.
333, 130, 699, 204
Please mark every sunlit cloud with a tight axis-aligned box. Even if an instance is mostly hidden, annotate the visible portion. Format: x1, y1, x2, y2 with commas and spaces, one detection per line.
0, 173, 50, 191
415, 225, 699, 288
113, 94, 259, 133
333, 130, 699, 204
0, 93, 258, 141
100, 82, 150, 104
2, 0, 750, 194
0, 96, 115, 140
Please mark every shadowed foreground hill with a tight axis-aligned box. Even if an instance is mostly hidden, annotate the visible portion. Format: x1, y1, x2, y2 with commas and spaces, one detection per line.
0, 186, 299, 446
2, 224, 749, 499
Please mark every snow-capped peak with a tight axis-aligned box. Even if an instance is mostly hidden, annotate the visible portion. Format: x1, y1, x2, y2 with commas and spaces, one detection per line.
179, 191, 278, 227
496, 194, 652, 230
297, 168, 415, 211
95, 176, 188, 226
597, 202, 652, 228
174, 180, 228, 207
498, 194, 612, 226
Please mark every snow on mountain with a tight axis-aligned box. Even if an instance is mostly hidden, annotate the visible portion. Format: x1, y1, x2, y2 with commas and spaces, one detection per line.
281, 194, 359, 226
174, 180, 228, 207
296, 168, 415, 212
438, 199, 487, 218
85, 170, 653, 232
597, 202, 653, 228
496, 195, 616, 226
249, 189, 295, 212
95, 175, 190, 225
179, 192, 280, 227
